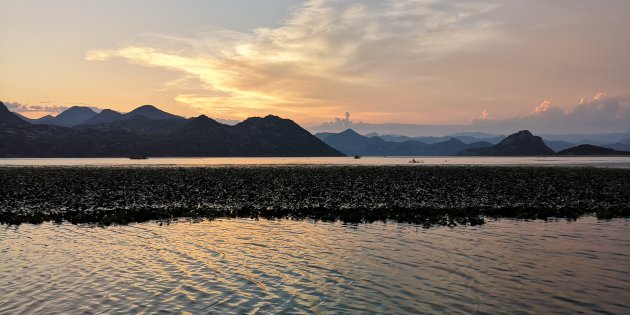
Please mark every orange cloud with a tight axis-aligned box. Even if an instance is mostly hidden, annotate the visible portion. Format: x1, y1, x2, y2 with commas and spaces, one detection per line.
85, 0, 499, 122
532, 100, 551, 115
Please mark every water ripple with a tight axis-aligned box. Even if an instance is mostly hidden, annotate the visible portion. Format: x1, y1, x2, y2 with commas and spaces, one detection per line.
1, 217, 629, 314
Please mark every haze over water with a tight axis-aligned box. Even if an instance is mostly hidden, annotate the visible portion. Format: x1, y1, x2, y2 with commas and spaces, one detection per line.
1, 217, 629, 314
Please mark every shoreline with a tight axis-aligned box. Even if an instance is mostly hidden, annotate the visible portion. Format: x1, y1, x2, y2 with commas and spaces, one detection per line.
1, 156, 630, 169
1, 165, 629, 226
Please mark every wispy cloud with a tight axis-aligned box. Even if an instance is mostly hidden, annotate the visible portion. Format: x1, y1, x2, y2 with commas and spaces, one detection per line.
4, 102, 69, 114
86, 0, 500, 120
4, 101, 101, 116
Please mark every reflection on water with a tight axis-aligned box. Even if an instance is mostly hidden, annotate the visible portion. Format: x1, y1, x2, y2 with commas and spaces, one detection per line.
0, 156, 629, 168
1, 217, 629, 314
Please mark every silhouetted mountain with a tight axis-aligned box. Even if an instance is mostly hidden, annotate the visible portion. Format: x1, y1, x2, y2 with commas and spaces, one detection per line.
126, 105, 183, 120
322, 129, 377, 153
558, 144, 630, 156
229, 115, 342, 156
0, 108, 344, 157
459, 130, 555, 156
15, 113, 55, 124
318, 129, 492, 156
81, 105, 183, 126
82, 109, 124, 125
0, 124, 152, 157
379, 133, 505, 145
38, 106, 98, 127
543, 140, 576, 152
540, 133, 630, 145
77, 115, 188, 135
0, 102, 30, 127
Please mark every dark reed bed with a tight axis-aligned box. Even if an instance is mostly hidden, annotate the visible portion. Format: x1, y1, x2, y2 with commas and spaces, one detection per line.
1, 166, 628, 227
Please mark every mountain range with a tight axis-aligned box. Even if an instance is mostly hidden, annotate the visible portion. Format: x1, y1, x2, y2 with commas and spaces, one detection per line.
0, 102, 343, 157
317, 129, 630, 157
316, 129, 493, 156
3, 102, 629, 157
558, 144, 630, 156
458, 130, 555, 156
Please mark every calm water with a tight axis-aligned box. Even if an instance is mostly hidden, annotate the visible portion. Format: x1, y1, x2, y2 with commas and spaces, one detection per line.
1, 156, 630, 168
1, 218, 629, 314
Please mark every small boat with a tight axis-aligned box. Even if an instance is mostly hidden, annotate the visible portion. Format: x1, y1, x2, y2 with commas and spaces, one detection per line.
129, 156, 148, 160
354, 155, 361, 159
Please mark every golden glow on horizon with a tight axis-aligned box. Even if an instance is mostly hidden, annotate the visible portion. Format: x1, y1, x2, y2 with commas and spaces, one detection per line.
1, 0, 629, 130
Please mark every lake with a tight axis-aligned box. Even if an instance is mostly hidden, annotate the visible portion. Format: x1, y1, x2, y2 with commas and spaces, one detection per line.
1, 217, 629, 314
1, 156, 630, 168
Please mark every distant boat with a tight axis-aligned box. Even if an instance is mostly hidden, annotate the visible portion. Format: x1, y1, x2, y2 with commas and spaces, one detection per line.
129, 156, 148, 160
354, 155, 361, 159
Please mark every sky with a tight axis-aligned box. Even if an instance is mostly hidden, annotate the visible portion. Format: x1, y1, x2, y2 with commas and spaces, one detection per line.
1, 0, 629, 134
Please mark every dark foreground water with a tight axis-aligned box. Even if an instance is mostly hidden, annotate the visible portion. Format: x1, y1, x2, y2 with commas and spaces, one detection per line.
1, 218, 629, 314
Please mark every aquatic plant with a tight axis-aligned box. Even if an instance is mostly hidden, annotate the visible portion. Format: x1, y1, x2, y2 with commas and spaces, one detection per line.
0, 166, 628, 226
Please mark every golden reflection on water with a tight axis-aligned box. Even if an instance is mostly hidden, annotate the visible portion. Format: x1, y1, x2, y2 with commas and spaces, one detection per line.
1, 217, 629, 314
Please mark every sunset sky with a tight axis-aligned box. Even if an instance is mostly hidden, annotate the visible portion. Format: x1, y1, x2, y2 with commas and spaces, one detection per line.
1, 0, 629, 133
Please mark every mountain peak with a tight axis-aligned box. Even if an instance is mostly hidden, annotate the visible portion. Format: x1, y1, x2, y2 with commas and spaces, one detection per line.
339, 129, 361, 136
263, 114, 282, 120
0, 101, 30, 126
81, 109, 123, 125
136, 104, 158, 110
189, 115, 220, 124
63, 106, 97, 114
100, 109, 119, 114
239, 115, 298, 129
460, 130, 554, 156
127, 105, 181, 120
40, 106, 98, 127
511, 130, 534, 138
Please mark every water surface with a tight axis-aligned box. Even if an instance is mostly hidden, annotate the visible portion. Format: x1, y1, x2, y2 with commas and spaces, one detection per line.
1, 156, 630, 168
1, 217, 629, 314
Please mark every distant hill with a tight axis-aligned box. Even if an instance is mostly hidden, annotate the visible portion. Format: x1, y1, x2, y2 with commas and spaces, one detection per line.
15, 113, 55, 124
379, 133, 505, 145
543, 140, 576, 152
81, 105, 183, 126
82, 109, 124, 125
317, 129, 492, 156
459, 130, 555, 156
602, 140, 630, 152
0, 105, 344, 157
19, 104, 185, 127
32, 106, 98, 127
0, 102, 30, 127
558, 144, 630, 156
125, 105, 183, 121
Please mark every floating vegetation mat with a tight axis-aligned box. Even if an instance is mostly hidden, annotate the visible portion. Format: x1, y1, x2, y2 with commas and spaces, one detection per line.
1, 166, 628, 226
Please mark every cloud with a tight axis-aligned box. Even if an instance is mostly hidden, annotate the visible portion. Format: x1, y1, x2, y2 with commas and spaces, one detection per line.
477, 109, 490, 120
311, 92, 630, 135
471, 92, 630, 133
532, 100, 551, 115
318, 111, 356, 129
3, 102, 101, 116
4, 102, 69, 114
86, 0, 500, 120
